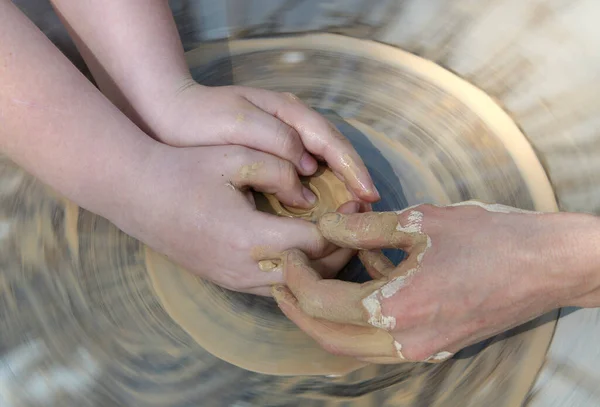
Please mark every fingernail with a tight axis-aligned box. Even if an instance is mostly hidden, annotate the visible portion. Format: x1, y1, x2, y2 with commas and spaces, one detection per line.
303, 187, 317, 205
271, 285, 287, 302
358, 177, 380, 200
300, 152, 317, 173
285, 249, 307, 266
319, 212, 344, 228
271, 284, 296, 306
371, 184, 381, 200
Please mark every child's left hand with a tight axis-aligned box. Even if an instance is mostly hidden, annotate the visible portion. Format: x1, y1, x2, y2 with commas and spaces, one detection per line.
142, 83, 380, 204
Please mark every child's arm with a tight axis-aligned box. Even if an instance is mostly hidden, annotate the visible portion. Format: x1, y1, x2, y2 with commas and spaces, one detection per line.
49, 0, 191, 134
0, 0, 155, 224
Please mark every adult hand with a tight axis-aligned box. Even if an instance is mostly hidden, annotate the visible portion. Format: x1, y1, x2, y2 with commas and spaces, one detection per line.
271, 202, 600, 362
118, 143, 360, 296
145, 83, 380, 203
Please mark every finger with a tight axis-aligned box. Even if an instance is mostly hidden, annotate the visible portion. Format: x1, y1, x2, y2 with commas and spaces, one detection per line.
283, 249, 381, 326
231, 150, 317, 209
299, 200, 360, 278
272, 285, 401, 359
234, 87, 379, 201
358, 250, 394, 279
251, 198, 363, 264
226, 105, 318, 176
332, 169, 373, 213
311, 247, 356, 279
336, 200, 360, 214
318, 212, 418, 250
249, 213, 335, 259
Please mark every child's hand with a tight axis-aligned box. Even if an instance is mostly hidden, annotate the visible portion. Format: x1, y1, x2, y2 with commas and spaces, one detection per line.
119, 143, 358, 296
142, 83, 380, 204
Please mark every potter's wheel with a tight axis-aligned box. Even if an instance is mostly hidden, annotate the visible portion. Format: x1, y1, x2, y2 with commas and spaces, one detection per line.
0, 31, 571, 406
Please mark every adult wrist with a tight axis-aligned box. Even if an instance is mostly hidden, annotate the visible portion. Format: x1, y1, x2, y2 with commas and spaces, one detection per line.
541, 212, 600, 308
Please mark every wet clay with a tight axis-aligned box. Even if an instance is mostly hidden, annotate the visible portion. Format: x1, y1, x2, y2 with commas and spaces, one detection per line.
255, 166, 354, 222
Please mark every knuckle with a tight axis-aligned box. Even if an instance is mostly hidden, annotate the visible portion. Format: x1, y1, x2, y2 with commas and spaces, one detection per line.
229, 234, 253, 254
277, 159, 298, 188
278, 128, 298, 154
275, 122, 299, 153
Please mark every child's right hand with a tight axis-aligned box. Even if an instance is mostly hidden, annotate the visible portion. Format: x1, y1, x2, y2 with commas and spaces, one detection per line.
115, 143, 358, 296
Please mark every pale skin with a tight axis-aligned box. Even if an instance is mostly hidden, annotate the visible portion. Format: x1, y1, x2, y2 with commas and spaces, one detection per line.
0, 0, 378, 296
273, 203, 600, 362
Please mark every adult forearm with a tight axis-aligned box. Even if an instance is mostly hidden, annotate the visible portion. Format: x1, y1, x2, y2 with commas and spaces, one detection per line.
0, 1, 155, 223
49, 0, 191, 136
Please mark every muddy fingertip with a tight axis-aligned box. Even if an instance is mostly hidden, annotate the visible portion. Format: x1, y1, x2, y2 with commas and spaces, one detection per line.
271, 284, 298, 306
283, 248, 310, 266
318, 212, 344, 229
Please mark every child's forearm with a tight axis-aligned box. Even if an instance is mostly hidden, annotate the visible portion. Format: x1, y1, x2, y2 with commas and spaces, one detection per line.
0, 1, 157, 223
49, 0, 192, 135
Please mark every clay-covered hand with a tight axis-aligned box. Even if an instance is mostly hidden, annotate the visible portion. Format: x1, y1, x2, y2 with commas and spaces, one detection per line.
144, 83, 379, 203
118, 143, 360, 296
271, 202, 600, 363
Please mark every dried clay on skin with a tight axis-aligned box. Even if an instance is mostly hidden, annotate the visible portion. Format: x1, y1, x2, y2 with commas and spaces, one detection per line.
394, 341, 405, 359
257, 259, 281, 272
320, 212, 403, 250
238, 162, 264, 180
361, 209, 432, 329
361, 291, 396, 330
424, 351, 453, 362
